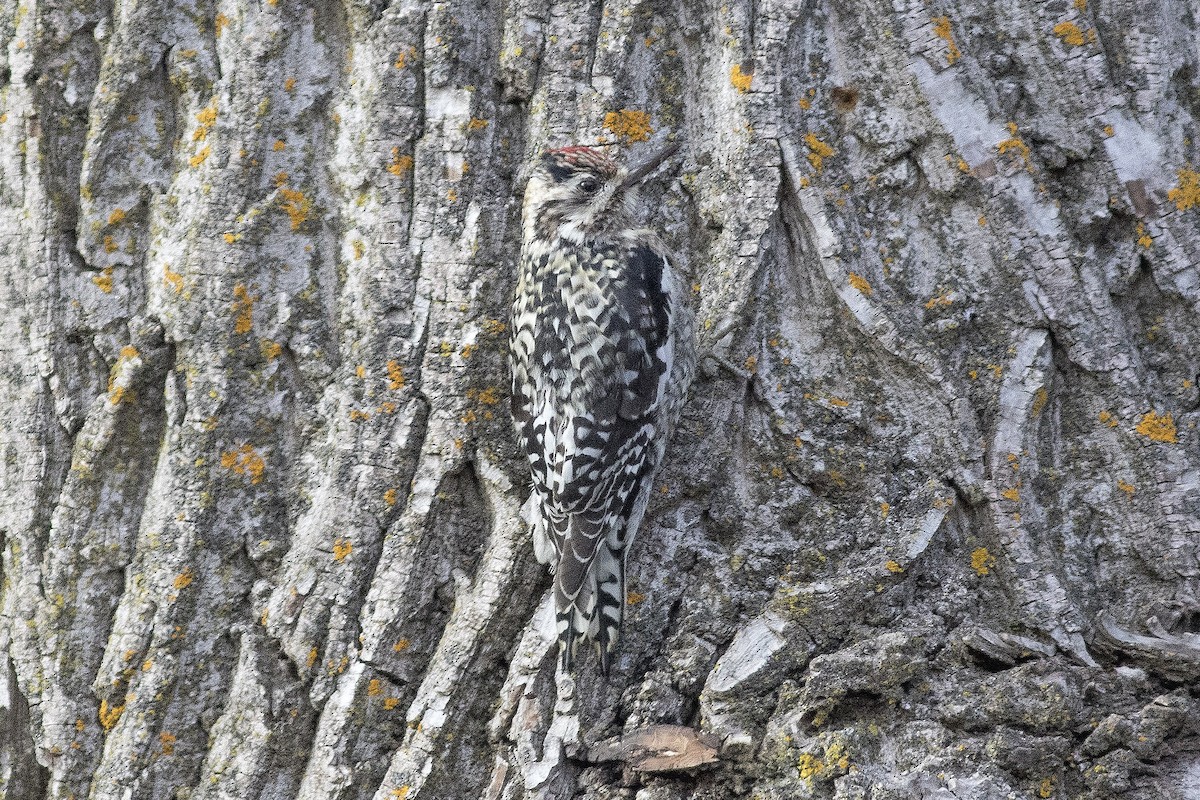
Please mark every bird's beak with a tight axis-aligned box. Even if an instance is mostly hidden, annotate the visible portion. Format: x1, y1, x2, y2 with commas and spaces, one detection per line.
621, 142, 681, 189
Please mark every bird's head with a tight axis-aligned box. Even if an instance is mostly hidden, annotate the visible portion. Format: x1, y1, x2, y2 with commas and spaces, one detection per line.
522, 143, 679, 245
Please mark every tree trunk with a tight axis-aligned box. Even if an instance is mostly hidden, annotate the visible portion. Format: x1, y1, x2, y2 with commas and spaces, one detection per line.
2, 0, 1198, 798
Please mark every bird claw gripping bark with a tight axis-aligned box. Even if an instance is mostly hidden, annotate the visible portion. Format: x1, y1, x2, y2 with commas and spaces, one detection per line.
509, 143, 695, 675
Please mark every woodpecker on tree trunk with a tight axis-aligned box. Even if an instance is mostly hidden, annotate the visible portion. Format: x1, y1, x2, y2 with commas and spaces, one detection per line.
509, 143, 696, 674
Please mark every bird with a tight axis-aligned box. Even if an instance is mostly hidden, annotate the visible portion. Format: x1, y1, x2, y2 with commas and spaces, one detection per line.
508, 143, 695, 674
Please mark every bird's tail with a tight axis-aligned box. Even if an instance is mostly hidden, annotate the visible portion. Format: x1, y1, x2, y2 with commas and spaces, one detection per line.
555, 516, 625, 675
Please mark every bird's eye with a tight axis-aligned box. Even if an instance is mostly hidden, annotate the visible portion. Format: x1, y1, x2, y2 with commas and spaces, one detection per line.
578, 178, 601, 194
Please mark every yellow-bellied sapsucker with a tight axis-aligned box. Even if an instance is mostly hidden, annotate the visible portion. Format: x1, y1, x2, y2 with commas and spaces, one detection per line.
509, 144, 695, 674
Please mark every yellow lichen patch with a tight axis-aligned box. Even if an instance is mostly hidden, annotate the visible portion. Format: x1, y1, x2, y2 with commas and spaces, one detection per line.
189, 145, 211, 168
273, 139, 286, 152
798, 96, 812, 110
1001, 486, 1020, 502
467, 386, 500, 405
924, 290, 954, 309
388, 148, 414, 177
1039, 776, 1055, 798
932, 16, 961, 65
1167, 168, 1200, 211
349, 409, 370, 422
1135, 410, 1177, 443
260, 339, 282, 360
173, 568, 194, 590
159, 731, 177, 755
744, 355, 758, 373
848, 272, 871, 295
1032, 387, 1049, 416
1116, 479, 1135, 496
278, 187, 311, 230
163, 264, 184, 293
729, 63, 753, 92
467, 117, 489, 132
284, 77, 296, 93
391, 788, 410, 800
352, 240, 365, 260
214, 12, 229, 37
626, 591, 646, 605
1053, 21, 1085, 46
1098, 410, 1118, 428
93, 267, 114, 293
99, 696, 130, 731
196, 99, 217, 128
1136, 222, 1153, 248
1074, 0, 1087, 9
223, 232, 241, 244
387, 360, 405, 389
997, 123, 1031, 163
971, 547, 995, 576
828, 396, 850, 408
107, 208, 126, 226
603, 109, 653, 144
376, 401, 397, 414
232, 283, 256, 334
798, 752, 826, 780
394, 47, 417, 69
367, 678, 382, 696
355, 364, 367, 379
885, 560, 903, 574
221, 444, 266, 485
1103, 124, 1114, 137
384, 488, 398, 507
803, 132, 835, 172
880, 502, 890, 519
383, 697, 400, 710
103, 236, 118, 254
307, 647, 319, 669
393, 638, 411, 653
333, 538, 352, 562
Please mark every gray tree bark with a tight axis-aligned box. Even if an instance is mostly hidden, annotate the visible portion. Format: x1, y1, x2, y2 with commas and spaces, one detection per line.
1, 0, 1199, 798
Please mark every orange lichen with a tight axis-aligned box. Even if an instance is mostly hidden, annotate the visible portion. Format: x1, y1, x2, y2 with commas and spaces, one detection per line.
1098, 410, 1118, 428
626, 591, 646, 605
880, 502, 890, 519
173, 568, 194, 590
1052, 21, 1085, 46
260, 340, 282, 360
221, 444, 266, 484
107, 208, 125, 225
997, 123, 1031, 164
383, 697, 400, 710
214, 12, 229, 37
273, 139, 286, 151
828, 396, 849, 408
367, 678, 382, 696
971, 547, 995, 576
333, 538, 352, 562
278, 187, 311, 230
467, 386, 500, 405
1116, 479, 1136, 496
1135, 410, 1177, 443
163, 264, 184, 293
384, 488, 398, 507
159, 731, 176, 755
730, 64, 753, 92
349, 409, 370, 422
388, 148, 414, 177
803, 133, 835, 172
103, 235, 118, 253
1167, 168, 1200, 211
99, 696, 131, 731
467, 117, 489, 131
848, 272, 871, 295
924, 290, 954, 309
376, 401, 397, 414
1103, 124, 1115, 137
1136, 223, 1153, 248
603, 109, 653, 143
391, 788, 411, 800
932, 16, 961, 64
284, 77, 296, 93
307, 647, 319, 668
1031, 387, 1049, 416
189, 145, 211, 168
1000, 487, 1020, 502
232, 283, 256, 334
352, 240, 365, 260
93, 267, 114, 293
387, 360, 405, 389
196, 99, 217, 128
1038, 776, 1055, 798
392, 638, 411, 652
885, 560, 903, 574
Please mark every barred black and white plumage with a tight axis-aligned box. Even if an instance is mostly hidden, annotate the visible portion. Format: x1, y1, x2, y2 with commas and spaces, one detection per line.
509, 144, 695, 674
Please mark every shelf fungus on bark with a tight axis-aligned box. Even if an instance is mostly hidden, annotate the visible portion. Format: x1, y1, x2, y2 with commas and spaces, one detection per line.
588, 724, 721, 773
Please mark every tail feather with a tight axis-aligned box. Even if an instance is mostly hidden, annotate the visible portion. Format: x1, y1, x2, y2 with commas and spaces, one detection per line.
553, 515, 626, 674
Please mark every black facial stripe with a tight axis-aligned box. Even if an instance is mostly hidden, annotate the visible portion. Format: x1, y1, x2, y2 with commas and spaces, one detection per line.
543, 154, 573, 183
